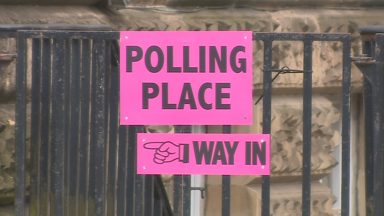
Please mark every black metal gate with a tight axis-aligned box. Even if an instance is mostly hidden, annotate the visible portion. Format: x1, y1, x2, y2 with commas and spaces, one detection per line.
15, 30, 352, 216
356, 27, 384, 216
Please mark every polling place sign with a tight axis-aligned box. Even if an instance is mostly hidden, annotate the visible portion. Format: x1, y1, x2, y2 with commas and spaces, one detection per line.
137, 133, 270, 175
120, 31, 253, 125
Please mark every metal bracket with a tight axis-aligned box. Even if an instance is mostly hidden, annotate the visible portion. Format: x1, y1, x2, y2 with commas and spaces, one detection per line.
270, 66, 307, 74
190, 187, 206, 199
254, 66, 305, 105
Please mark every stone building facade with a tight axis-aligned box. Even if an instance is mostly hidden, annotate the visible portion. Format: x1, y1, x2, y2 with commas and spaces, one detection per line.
0, 0, 381, 215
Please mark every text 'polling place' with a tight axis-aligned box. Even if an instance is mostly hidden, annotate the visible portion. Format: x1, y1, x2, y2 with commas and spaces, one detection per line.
120, 31, 253, 125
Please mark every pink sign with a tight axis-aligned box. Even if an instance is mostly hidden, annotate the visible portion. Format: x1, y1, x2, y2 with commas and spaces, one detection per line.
120, 31, 253, 125
137, 133, 270, 175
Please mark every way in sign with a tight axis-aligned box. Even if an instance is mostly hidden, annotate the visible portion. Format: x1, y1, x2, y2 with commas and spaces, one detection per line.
137, 133, 270, 175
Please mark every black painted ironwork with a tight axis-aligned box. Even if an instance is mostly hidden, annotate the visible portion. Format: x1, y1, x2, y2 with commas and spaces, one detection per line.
13, 27, 353, 216
253, 32, 351, 216
356, 27, 384, 216
15, 28, 173, 216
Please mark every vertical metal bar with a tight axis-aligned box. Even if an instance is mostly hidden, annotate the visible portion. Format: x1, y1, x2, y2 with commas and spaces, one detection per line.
144, 175, 154, 216
222, 125, 231, 216
77, 39, 91, 216
117, 126, 128, 216
174, 126, 191, 216
106, 40, 118, 216
30, 37, 42, 216
341, 36, 352, 216
261, 39, 272, 216
363, 70, 374, 216
134, 126, 145, 216
182, 127, 191, 216
90, 39, 107, 216
186, 127, 192, 216
141, 131, 154, 215
124, 97, 138, 216
154, 187, 162, 216
129, 125, 146, 216
63, 39, 71, 216
51, 37, 66, 216
103, 40, 111, 216
173, 127, 185, 216
173, 175, 182, 215
182, 175, 191, 216
153, 176, 161, 216
173, 123, 182, 216
40, 37, 52, 216
302, 38, 313, 216
15, 31, 27, 216
68, 39, 81, 216
371, 33, 384, 216
87, 40, 96, 216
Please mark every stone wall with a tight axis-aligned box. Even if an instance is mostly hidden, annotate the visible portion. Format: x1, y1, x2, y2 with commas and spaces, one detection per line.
0, 3, 378, 216
117, 0, 384, 7
1, 0, 101, 5
0, 105, 15, 206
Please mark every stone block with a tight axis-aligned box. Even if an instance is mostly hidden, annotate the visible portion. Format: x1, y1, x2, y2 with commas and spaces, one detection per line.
230, 95, 341, 180
124, 0, 384, 7
247, 182, 337, 216
1, 0, 100, 5
0, 104, 16, 206
205, 180, 337, 216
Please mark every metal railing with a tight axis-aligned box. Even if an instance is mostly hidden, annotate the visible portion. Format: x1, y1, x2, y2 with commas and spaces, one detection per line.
253, 32, 351, 216
14, 29, 352, 216
15, 29, 173, 216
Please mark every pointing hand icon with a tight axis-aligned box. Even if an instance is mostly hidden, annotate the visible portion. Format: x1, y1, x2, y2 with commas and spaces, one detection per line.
144, 141, 189, 164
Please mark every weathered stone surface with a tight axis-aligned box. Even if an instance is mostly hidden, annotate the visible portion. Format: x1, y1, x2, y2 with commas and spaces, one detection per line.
271, 96, 340, 177
0, 6, 109, 24
115, 8, 272, 31
245, 95, 340, 178
247, 182, 337, 216
0, 38, 16, 103
205, 182, 336, 216
1, 0, 100, 5
122, 0, 384, 7
0, 104, 16, 206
